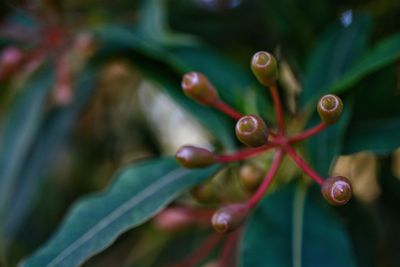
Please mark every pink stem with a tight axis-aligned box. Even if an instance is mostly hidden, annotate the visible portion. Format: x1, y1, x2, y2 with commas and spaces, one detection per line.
216, 144, 277, 163
246, 149, 284, 209
269, 84, 285, 134
175, 232, 223, 267
289, 122, 327, 143
284, 145, 324, 185
214, 100, 243, 120
219, 229, 241, 267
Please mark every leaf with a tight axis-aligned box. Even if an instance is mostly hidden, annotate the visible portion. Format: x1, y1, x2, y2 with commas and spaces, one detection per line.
0, 65, 53, 218
300, 15, 371, 106
240, 181, 357, 267
329, 33, 400, 95
306, 97, 353, 176
343, 67, 400, 155
21, 158, 219, 267
4, 67, 97, 240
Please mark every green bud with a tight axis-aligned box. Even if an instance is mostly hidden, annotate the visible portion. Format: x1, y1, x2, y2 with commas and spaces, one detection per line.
176, 145, 215, 168
190, 180, 219, 204
235, 115, 269, 147
211, 203, 248, 233
321, 176, 352, 206
239, 163, 264, 192
251, 51, 278, 86
317, 94, 343, 125
181, 72, 219, 106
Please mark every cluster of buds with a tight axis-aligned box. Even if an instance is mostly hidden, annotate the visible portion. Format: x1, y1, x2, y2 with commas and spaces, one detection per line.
165, 50, 352, 266
158, 51, 352, 267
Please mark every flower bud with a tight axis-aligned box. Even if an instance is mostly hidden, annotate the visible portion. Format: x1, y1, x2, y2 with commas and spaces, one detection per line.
235, 115, 269, 147
211, 203, 248, 233
0, 47, 24, 81
176, 145, 215, 168
181, 72, 219, 106
317, 94, 343, 125
154, 208, 193, 232
190, 180, 219, 204
321, 176, 352, 206
251, 51, 278, 86
239, 163, 264, 192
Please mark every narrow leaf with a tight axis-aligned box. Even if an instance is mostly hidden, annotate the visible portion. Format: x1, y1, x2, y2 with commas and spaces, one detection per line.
329, 33, 400, 95
5, 67, 97, 239
301, 15, 371, 106
0, 66, 53, 216
240, 181, 356, 267
21, 158, 219, 267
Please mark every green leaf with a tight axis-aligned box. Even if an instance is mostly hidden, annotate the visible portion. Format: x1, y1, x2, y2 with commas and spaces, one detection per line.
301, 15, 371, 106
240, 181, 356, 267
343, 67, 400, 155
21, 158, 219, 267
343, 118, 400, 155
0, 66, 53, 218
329, 33, 400, 95
4, 67, 98, 240
306, 97, 353, 176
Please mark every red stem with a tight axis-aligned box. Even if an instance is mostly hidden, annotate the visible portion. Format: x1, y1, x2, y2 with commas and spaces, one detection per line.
246, 149, 284, 209
284, 145, 324, 185
219, 229, 241, 267
289, 122, 327, 143
216, 144, 277, 163
176, 232, 223, 267
214, 100, 243, 120
269, 84, 285, 134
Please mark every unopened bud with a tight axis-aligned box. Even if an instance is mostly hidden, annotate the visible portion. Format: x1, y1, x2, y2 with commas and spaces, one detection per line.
181, 72, 219, 106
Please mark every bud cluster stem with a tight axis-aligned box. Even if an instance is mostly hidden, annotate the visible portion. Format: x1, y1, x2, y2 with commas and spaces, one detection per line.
246, 149, 284, 209
214, 100, 243, 120
289, 122, 327, 143
216, 143, 277, 163
284, 145, 324, 185
269, 84, 286, 134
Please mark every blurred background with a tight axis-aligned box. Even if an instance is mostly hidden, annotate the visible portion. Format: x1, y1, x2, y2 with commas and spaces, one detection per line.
0, 0, 400, 266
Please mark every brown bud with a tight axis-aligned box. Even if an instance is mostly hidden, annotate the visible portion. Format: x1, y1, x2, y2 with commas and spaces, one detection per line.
321, 176, 352, 206
176, 145, 215, 168
235, 115, 269, 147
239, 163, 264, 192
181, 72, 219, 106
211, 203, 248, 233
251, 51, 278, 86
317, 94, 343, 125
190, 180, 219, 204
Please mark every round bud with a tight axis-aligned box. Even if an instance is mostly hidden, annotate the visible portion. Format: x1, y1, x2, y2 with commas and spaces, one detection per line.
176, 145, 215, 168
317, 94, 343, 124
211, 203, 248, 233
181, 72, 219, 106
190, 180, 219, 204
235, 115, 269, 147
321, 176, 352, 206
251, 51, 278, 86
239, 163, 264, 192
153, 208, 192, 232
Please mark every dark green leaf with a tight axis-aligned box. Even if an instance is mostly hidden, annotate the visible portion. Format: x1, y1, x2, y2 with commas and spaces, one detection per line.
240, 181, 356, 267
329, 33, 400, 95
0, 65, 53, 218
301, 15, 371, 106
21, 158, 219, 267
4, 67, 97, 240
343, 67, 400, 155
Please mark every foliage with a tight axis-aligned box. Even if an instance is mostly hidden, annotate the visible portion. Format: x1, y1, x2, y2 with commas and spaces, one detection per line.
0, 0, 400, 266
